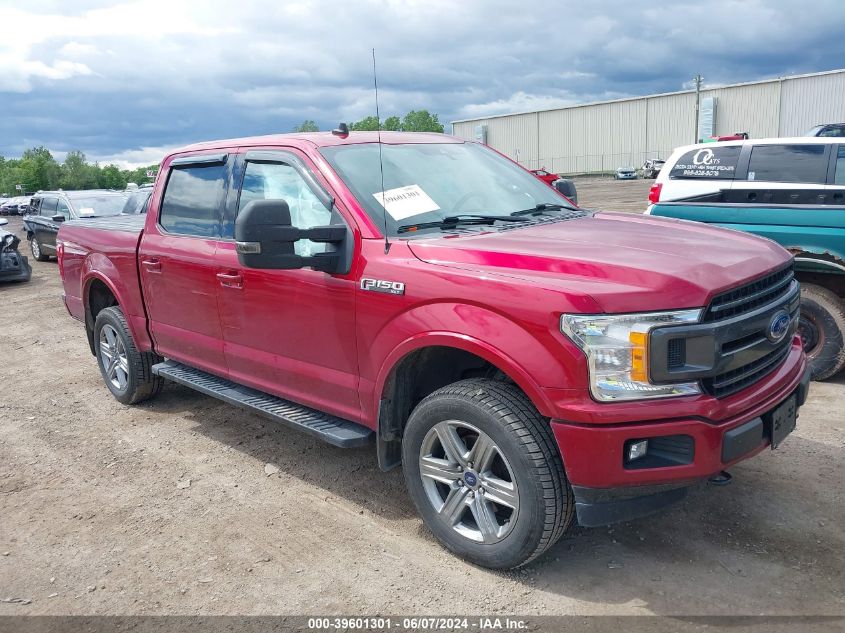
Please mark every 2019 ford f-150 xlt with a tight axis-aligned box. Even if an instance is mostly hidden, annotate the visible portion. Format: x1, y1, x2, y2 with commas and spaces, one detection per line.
57, 131, 810, 569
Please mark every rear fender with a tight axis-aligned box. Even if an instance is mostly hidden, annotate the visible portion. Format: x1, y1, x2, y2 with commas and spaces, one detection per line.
82, 253, 152, 353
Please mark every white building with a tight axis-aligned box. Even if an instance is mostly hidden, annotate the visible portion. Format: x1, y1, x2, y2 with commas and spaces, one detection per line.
451, 68, 845, 175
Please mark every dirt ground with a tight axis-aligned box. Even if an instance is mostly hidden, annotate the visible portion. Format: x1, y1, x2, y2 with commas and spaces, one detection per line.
1, 184, 844, 618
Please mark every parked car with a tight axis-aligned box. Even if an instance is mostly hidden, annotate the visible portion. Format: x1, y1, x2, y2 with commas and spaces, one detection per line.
530, 168, 559, 186
641, 159, 665, 179
23, 190, 131, 261
806, 123, 845, 137
0, 218, 31, 282
1, 196, 28, 215
614, 166, 637, 180
57, 131, 808, 569
646, 137, 845, 379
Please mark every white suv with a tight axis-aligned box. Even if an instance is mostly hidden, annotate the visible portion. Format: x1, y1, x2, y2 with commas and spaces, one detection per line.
646, 137, 844, 212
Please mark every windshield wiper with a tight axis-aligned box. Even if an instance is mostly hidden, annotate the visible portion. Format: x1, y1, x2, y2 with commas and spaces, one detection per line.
397, 214, 528, 234
510, 203, 576, 217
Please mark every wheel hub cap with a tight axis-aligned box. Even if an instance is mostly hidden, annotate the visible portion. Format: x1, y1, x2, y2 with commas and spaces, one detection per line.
419, 420, 520, 544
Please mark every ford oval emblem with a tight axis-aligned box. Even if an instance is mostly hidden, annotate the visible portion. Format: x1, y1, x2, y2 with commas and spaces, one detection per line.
767, 310, 791, 343
463, 471, 478, 487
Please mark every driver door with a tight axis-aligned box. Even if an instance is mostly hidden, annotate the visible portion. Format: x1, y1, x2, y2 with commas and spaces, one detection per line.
215, 150, 361, 421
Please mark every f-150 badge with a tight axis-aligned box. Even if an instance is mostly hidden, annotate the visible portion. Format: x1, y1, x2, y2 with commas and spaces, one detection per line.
360, 278, 405, 295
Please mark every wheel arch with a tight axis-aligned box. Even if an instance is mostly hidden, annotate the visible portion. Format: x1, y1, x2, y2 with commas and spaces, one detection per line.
374, 333, 556, 471
82, 273, 121, 355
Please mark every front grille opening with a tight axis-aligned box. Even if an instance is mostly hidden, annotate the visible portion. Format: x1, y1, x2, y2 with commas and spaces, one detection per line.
704, 264, 795, 322
721, 331, 765, 355
703, 343, 791, 398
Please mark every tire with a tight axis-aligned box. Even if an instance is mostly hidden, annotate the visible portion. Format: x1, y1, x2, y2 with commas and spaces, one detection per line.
93, 306, 164, 404
798, 283, 845, 380
402, 379, 573, 569
30, 236, 48, 261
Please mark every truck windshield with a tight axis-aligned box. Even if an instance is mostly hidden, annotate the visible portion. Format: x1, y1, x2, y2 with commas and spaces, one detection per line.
320, 142, 574, 237
71, 194, 131, 217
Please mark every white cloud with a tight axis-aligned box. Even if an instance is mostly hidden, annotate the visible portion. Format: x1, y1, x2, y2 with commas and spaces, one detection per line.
1, 0, 844, 160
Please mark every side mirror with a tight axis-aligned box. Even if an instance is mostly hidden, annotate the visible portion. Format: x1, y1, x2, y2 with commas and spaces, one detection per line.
234, 199, 347, 273
51, 214, 65, 223
552, 178, 578, 205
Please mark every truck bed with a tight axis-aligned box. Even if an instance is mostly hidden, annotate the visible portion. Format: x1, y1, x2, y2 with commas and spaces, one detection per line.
58, 214, 152, 353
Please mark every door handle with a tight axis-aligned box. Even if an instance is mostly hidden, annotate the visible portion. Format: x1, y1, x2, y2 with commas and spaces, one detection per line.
216, 271, 243, 289
141, 258, 162, 273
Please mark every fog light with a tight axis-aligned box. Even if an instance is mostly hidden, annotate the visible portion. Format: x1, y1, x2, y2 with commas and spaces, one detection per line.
626, 439, 649, 462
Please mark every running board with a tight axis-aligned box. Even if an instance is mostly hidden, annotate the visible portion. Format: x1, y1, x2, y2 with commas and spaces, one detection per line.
151, 360, 374, 448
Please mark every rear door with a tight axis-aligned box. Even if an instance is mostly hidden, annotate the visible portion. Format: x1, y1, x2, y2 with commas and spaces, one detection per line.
139, 153, 233, 376
36, 195, 60, 253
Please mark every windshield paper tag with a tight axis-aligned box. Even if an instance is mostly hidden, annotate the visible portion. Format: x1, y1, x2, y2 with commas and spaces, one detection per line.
373, 185, 440, 221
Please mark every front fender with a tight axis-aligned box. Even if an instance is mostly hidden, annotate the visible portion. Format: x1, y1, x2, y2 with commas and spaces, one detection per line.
366, 302, 585, 423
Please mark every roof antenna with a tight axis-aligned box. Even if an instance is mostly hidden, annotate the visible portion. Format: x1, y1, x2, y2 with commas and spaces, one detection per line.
372, 48, 391, 254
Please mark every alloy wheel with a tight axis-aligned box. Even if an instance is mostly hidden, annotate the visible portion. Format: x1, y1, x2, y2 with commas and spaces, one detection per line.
99, 324, 129, 390
418, 420, 520, 544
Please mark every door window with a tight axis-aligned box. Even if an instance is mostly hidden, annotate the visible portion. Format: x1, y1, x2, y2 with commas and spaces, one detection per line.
57, 199, 71, 220
237, 161, 332, 256
40, 197, 58, 216
746, 144, 828, 183
834, 146, 845, 186
159, 163, 226, 237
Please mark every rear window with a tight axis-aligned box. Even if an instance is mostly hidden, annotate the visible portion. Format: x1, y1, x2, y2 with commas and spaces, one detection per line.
159, 164, 226, 237
669, 146, 741, 179
746, 144, 828, 183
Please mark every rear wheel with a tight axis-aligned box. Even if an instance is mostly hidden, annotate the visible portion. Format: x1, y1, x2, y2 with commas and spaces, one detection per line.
402, 379, 573, 569
94, 306, 164, 404
30, 236, 48, 261
798, 283, 845, 380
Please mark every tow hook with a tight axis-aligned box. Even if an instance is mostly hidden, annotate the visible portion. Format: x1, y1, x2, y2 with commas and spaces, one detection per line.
708, 471, 733, 486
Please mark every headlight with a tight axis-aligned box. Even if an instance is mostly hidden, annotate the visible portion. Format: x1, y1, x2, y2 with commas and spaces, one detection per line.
561, 309, 702, 402
2, 234, 14, 248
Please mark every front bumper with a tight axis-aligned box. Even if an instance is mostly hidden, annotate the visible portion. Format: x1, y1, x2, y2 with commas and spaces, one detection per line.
552, 345, 810, 526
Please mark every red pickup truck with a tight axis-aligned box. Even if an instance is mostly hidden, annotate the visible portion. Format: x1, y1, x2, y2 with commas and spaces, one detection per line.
57, 131, 810, 569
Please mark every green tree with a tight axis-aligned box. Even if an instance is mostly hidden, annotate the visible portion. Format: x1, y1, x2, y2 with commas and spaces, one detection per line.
99, 164, 126, 189
349, 116, 381, 131
60, 151, 99, 190
293, 120, 319, 132
383, 115, 401, 131
401, 110, 444, 133
20, 146, 61, 191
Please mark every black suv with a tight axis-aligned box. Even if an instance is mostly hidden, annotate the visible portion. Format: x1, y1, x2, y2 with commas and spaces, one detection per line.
24, 190, 130, 261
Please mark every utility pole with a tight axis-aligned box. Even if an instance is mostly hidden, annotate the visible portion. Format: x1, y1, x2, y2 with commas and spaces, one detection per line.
693, 74, 703, 144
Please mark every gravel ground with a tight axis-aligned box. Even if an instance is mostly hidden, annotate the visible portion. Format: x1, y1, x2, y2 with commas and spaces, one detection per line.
1, 199, 843, 617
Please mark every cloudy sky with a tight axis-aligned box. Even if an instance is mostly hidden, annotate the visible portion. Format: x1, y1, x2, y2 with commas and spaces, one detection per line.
1, 0, 843, 167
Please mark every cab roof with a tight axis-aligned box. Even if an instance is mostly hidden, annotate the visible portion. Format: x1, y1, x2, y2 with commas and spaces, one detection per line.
171, 131, 463, 156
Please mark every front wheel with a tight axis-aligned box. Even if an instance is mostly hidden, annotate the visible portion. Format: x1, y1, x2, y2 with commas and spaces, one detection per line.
93, 306, 164, 404
798, 283, 845, 380
402, 379, 573, 569
30, 236, 48, 261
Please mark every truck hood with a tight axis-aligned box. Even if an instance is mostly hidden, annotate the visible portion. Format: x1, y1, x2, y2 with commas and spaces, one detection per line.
406, 212, 792, 313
